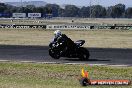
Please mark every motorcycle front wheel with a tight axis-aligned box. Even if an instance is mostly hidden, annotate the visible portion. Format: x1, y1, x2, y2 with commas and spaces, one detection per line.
49, 49, 60, 59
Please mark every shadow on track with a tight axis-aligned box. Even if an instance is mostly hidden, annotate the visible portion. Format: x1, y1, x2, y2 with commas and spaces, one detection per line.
65, 58, 110, 62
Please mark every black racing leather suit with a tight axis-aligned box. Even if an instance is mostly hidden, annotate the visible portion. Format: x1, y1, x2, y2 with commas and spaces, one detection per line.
53, 34, 75, 55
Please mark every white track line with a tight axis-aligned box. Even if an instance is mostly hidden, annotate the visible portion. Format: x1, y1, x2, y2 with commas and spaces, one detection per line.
0, 60, 131, 67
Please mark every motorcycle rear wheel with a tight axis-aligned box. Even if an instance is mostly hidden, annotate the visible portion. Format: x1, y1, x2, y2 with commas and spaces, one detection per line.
78, 47, 90, 61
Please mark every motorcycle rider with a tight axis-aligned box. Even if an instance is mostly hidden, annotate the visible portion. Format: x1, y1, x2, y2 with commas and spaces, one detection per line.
52, 30, 75, 55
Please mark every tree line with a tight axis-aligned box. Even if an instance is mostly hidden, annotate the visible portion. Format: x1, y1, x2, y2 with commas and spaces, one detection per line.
0, 3, 132, 18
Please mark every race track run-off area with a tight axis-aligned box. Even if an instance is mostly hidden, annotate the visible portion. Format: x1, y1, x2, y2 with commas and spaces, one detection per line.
0, 45, 132, 66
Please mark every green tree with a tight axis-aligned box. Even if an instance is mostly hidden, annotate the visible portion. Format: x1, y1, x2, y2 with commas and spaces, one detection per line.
107, 4, 125, 18
64, 5, 80, 17
125, 7, 132, 18
45, 4, 60, 17
79, 6, 90, 17
90, 5, 106, 18
26, 5, 36, 12
0, 3, 6, 12
58, 8, 65, 17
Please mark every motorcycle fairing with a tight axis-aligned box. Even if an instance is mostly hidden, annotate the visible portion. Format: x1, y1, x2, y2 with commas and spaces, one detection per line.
75, 40, 85, 46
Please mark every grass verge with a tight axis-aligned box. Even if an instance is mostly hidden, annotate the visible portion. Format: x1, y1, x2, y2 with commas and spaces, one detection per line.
0, 62, 131, 88
0, 29, 132, 48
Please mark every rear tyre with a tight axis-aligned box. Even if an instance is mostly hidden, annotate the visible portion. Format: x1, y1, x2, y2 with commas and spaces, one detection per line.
79, 47, 90, 61
49, 49, 60, 59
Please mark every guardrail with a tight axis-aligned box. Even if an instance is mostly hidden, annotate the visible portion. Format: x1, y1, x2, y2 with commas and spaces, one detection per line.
0, 24, 46, 29
93, 25, 132, 30
0, 24, 132, 30
47, 24, 132, 30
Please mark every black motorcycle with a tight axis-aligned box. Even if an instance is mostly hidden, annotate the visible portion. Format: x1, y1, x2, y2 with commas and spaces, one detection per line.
49, 39, 90, 61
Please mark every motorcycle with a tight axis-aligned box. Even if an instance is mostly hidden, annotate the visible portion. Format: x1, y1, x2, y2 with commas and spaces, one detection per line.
49, 39, 90, 61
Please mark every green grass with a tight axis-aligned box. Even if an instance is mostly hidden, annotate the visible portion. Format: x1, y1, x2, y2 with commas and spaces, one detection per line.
0, 62, 131, 88
0, 18, 132, 25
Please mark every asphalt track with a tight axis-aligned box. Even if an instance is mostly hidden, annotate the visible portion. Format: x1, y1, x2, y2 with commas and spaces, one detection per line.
0, 45, 132, 66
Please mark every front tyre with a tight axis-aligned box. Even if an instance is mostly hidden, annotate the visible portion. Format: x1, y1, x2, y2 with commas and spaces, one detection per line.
78, 47, 90, 61
49, 49, 60, 59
